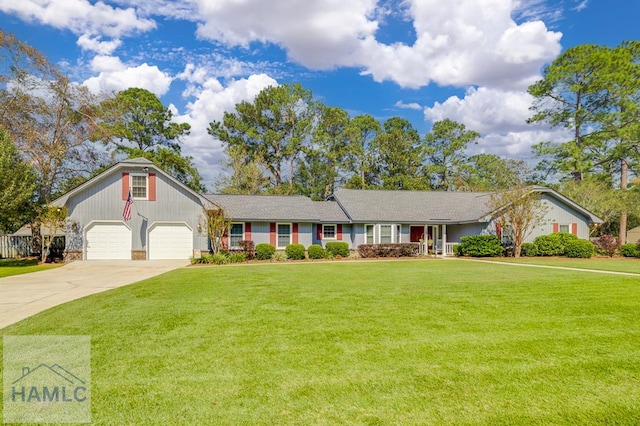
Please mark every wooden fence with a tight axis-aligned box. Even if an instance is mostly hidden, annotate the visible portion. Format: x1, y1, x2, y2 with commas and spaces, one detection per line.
0, 236, 65, 259
0, 235, 33, 258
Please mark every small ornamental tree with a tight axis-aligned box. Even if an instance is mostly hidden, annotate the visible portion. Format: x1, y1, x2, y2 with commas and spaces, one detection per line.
490, 185, 548, 258
39, 206, 68, 262
202, 206, 231, 254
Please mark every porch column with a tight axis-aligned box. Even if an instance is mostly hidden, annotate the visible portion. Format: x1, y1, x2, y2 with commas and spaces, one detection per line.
442, 224, 447, 256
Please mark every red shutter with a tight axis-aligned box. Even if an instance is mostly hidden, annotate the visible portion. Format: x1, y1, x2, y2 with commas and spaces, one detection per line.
122, 173, 130, 200
270, 223, 276, 246
245, 222, 252, 241
148, 173, 156, 201
496, 223, 502, 240
292, 223, 299, 244
571, 223, 578, 236
337, 224, 343, 241
552, 223, 559, 233
316, 224, 322, 241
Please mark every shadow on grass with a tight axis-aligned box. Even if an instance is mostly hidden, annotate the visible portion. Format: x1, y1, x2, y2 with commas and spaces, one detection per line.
0, 258, 40, 267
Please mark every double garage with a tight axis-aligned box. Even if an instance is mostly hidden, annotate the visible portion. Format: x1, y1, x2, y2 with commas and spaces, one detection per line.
84, 222, 193, 260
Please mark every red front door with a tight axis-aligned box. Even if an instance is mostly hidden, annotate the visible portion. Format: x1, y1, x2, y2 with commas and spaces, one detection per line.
410, 226, 424, 242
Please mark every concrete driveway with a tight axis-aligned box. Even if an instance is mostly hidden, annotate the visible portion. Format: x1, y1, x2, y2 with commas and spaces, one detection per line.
0, 260, 187, 329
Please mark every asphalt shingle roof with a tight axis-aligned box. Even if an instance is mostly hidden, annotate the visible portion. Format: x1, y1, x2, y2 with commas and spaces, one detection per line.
331, 188, 494, 223
205, 194, 350, 222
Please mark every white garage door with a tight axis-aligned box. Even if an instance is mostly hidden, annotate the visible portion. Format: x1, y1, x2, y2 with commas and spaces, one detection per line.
148, 223, 193, 260
86, 222, 131, 260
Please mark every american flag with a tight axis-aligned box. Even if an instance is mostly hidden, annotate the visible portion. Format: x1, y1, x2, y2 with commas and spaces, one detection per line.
123, 189, 133, 221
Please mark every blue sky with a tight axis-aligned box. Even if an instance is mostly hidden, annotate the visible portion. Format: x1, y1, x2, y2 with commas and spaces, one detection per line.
0, 0, 638, 187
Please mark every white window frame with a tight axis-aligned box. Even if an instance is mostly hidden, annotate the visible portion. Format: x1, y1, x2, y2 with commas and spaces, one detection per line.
379, 224, 393, 244
130, 173, 148, 200
559, 224, 570, 233
322, 224, 337, 240
229, 222, 244, 248
396, 224, 402, 243
277, 223, 292, 249
365, 224, 375, 244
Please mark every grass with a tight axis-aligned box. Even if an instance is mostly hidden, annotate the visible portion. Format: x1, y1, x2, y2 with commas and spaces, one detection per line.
2, 260, 640, 424
0, 258, 61, 278
480, 256, 640, 274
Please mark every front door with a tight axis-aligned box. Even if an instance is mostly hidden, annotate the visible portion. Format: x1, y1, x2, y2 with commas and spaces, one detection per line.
410, 226, 424, 242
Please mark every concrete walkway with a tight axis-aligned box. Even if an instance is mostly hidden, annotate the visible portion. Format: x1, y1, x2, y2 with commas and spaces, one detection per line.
0, 260, 187, 329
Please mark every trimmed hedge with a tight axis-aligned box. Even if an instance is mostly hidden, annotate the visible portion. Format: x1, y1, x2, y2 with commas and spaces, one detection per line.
285, 243, 306, 260
307, 244, 325, 259
459, 235, 504, 257
357, 243, 419, 258
620, 243, 640, 258
325, 241, 349, 257
564, 239, 595, 258
520, 242, 538, 257
255, 243, 276, 260
533, 232, 577, 256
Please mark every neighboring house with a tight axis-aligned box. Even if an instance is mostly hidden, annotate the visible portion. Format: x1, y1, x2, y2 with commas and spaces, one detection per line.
51, 159, 602, 260
627, 226, 640, 244
51, 158, 211, 261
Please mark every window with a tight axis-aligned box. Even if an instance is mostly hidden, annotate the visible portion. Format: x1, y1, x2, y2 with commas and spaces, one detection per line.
277, 223, 291, 248
229, 223, 244, 248
380, 225, 392, 243
323, 224, 336, 240
365, 224, 374, 244
131, 174, 148, 199
559, 224, 570, 233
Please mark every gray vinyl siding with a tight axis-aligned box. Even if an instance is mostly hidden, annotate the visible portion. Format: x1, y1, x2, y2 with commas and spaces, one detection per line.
525, 194, 592, 241
248, 222, 271, 246
246, 222, 315, 248
447, 223, 487, 243
65, 168, 208, 253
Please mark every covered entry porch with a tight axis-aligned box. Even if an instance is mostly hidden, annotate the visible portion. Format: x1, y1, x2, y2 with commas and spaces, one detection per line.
409, 224, 457, 256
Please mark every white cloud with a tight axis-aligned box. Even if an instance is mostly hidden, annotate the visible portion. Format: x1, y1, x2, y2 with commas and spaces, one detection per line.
394, 100, 422, 111
187, 0, 561, 90
83, 55, 172, 96
175, 73, 279, 187
424, 86, 536, 133
0, 0, 155, 53
77, 35, 122, 55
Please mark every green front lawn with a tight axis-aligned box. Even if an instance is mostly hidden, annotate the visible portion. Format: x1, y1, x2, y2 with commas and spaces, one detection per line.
0, 258, 60, 278
2, 261, 639, 424
481, 256, 640, 274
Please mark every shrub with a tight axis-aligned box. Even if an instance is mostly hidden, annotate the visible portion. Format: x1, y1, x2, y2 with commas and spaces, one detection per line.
255, 243, 276, 260
520, 243, 538, 257
452, 243, 463, 257
534, 232, 577, 256
307, 244, 325, 259
325, 241, 349, 257
235, 240, 255, 260
620, 243, 640, 258
272, 251, 288, 262
285, 243, 306, 260
593, 234, 618, 257
357, 243, 420, 258
458, 235, 504, 257
564, 239, 595, 258
228, 252, 246, 263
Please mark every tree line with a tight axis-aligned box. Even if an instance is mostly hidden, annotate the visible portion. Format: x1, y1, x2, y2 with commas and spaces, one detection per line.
1, 28, 639, 244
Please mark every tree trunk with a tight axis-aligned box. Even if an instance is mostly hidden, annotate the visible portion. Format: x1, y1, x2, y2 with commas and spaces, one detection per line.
618, 158, 628, 246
